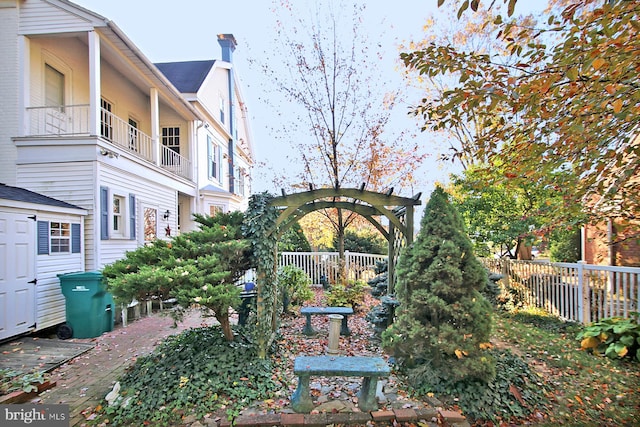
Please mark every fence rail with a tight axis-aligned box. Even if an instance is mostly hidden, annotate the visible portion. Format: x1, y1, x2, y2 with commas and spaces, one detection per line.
279, 252, 387, 285
481, 258, 640, 324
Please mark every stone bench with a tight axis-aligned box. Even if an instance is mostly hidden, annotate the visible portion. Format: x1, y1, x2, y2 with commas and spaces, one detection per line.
291, 355, 391, 412
300, 306, 353, 336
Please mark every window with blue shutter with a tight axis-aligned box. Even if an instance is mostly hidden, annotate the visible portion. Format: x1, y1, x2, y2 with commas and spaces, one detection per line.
71, 223, 81, 253
100, 186, 109, 240
129, 194, 136, 240
207, 135, 213, 179
37, 221, 49, 255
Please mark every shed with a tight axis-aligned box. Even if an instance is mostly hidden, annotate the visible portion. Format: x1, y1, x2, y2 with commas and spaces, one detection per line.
0, 184, 87, 341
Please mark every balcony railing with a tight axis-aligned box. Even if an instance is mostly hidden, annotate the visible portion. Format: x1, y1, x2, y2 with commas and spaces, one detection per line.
101, 109, 154, 163
161, 145, 192, 180
25, 105, 193, 181
27, 104, 90, 136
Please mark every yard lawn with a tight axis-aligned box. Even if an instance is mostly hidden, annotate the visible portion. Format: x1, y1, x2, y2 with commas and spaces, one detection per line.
491, 310, 640, 427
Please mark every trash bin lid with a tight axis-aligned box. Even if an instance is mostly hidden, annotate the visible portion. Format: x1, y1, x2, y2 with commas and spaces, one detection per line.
57, 271, 103, 280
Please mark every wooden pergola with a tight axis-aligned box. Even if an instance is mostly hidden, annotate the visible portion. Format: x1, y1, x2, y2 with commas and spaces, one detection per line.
269, 187, 421, 294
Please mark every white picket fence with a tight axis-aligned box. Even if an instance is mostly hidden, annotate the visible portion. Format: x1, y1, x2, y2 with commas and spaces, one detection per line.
279, 251, 387, 285
481, 258, 640, 324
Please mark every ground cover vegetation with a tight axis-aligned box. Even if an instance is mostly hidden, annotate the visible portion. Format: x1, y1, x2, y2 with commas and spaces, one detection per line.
0, 368, 48, 394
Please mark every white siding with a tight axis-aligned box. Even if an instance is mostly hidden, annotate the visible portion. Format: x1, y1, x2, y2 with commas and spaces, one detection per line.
99, 164, 177, 267
0, 3, 19, 185
29, 36, 90, 108
19, 0, 97, 35
35, 211, 84, 330
101, 61, 152, 136
17, 161, 97, 269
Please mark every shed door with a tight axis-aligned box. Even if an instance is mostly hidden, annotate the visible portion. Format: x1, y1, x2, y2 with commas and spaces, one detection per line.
0, 212, 36, 340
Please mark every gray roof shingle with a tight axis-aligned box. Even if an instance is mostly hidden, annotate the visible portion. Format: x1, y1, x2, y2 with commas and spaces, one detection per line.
0, 183, 83, 210
155, 60, 216, 93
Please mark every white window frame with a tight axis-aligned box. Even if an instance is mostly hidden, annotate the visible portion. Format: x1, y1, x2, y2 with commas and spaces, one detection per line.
208, 135, 222, 181
101, 97, 114, 141
219, 95, 226, 124
161, 126, 181, 154
128, 116, 139, 152
236, 167, 246, 197
112, 193, 126, 238
50, 221, 71, 253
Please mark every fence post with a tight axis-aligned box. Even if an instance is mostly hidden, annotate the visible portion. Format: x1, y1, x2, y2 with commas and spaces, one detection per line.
577, 261, 589, 324
500, 258, 510, 287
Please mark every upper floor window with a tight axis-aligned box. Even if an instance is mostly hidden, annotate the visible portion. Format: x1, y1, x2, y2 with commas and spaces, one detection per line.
128, 117, 139, 152
101, 98, 113, 140
161, 126, 180, 166
45, 64, 64, 109
207, 136, 221, 181
219, 96, 226, 124
235, 167, 246, 197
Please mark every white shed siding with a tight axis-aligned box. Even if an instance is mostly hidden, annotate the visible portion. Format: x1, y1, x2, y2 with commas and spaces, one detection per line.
19, 0, 96, 35
98, 165, 177, 267
34, 211, 84, 330
0, 3, 20, 185
17, 161, 97, 268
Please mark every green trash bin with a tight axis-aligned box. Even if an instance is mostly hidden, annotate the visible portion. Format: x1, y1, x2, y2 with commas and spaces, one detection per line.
57, 271, 115, 339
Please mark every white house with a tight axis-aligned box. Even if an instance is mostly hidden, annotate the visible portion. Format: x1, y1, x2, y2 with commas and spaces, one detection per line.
0, 0, 255, 339
156, 34, 255, 215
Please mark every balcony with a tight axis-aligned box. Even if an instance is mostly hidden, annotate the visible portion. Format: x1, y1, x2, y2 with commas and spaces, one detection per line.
26, 105, 192, 180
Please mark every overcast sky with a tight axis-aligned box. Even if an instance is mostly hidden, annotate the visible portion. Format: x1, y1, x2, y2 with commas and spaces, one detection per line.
72, 0, 541, 198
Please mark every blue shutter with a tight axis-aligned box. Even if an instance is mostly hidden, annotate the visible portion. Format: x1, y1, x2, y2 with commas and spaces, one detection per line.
100, 186, 109, 240
129, 194, 136, 240
71, 223, 81, 253
37, 221, 49, 255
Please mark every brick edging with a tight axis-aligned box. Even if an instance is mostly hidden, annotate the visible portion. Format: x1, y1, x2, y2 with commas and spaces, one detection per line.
221, 408, 468, 426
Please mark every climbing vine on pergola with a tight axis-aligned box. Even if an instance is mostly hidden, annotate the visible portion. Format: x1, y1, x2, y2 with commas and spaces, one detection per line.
245, 188, 421, 358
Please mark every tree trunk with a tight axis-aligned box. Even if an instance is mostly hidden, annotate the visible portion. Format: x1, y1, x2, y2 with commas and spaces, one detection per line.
217, 311, 234, 342
337, 208, 346, 285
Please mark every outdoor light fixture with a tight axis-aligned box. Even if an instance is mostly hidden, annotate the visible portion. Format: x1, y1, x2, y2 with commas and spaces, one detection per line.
163, 210, 171, 220
99, 148, 119, 158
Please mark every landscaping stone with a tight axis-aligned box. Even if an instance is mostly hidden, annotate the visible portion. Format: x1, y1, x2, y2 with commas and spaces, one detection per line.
315, 399, 350, 413
415, 407, 439, 420
393, 408, 417, 422
304, 413, 328, 426
371, 410, 395, 422
281, 413, 305, 426
349, 411, 372, 424
439, 409, 467, 423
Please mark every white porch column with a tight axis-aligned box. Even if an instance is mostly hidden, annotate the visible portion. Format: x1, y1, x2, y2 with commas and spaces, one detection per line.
18, 36, 30, 136
88, 30, 101, 136
150, 87, 160, 165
